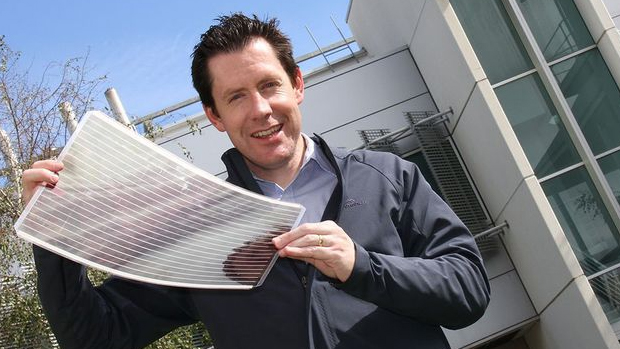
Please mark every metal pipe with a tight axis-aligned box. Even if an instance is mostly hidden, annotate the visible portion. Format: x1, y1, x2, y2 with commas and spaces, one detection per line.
408, 108, 453, 126
473, 221, 509, 240
587, 262, 620, 281
59, 101, 78, 134
305, 26, 334, 72
352, 126, 410, 150
105, 88, 135, 132
295, 37, 357, 64
133, 95, 201, 126
353, 109, 453, 151
331, 16, 359, 63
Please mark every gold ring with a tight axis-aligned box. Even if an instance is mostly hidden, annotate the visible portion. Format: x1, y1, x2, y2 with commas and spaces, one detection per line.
317, 234, 324, 247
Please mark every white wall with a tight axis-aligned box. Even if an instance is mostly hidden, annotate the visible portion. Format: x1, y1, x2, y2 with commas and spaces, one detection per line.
156, 117, 230, 177
602, 0, 620, 27
301, 48, 432, 152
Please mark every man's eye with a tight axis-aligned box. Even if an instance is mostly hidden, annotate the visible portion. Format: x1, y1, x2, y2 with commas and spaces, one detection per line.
228, 94, 243, 103
263, 81, 279, 89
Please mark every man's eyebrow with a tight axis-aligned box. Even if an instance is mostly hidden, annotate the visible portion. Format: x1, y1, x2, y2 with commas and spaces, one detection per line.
258, 76, 282, 85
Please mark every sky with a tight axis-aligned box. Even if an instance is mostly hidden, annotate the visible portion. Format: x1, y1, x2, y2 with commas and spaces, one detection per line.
2, 0, 353, 123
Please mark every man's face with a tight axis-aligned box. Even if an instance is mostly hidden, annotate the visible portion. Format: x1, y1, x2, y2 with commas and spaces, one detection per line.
204, 38, 305, 179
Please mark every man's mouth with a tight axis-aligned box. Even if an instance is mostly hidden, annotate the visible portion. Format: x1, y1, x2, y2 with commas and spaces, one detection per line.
251, 125, 282, 138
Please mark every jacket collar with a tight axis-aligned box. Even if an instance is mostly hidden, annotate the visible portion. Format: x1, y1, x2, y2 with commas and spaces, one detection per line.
220, 147, 264, 194
220, 134, 342, 211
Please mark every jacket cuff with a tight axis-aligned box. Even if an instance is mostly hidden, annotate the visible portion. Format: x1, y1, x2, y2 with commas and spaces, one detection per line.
332, 242, 369, 291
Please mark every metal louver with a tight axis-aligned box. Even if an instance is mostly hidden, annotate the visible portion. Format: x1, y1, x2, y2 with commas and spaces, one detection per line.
405, 111, 500, 253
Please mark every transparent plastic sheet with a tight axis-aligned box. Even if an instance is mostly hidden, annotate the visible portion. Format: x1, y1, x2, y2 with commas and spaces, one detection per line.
14, 111, 305, 289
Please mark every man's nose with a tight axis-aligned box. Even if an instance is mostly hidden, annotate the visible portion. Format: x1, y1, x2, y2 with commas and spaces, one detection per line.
249, 92, 272, 119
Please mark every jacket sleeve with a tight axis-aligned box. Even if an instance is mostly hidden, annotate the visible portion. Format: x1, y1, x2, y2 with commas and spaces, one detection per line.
33, 246, 197, 349
337, 162, 490, 330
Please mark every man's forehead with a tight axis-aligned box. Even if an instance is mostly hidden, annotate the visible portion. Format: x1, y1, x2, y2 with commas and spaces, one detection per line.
208, 39, 283, 91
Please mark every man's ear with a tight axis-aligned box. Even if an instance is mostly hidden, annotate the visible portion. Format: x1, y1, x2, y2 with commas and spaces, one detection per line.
204, 104, 226, 132
294, 67, 304, 105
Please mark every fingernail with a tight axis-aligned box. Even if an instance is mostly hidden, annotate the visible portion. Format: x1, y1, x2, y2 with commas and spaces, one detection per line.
51, 174, 59, 183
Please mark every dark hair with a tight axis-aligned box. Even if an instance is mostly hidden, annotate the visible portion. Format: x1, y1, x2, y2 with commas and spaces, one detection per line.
191, 13, 297, 110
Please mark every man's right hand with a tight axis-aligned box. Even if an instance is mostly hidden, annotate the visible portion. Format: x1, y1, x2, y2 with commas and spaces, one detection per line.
22, 160, 64, 205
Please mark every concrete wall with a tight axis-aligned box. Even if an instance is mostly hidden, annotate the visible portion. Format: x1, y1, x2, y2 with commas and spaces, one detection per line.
602, 0, 620, 27
155, 117, 230, 177
348, 0, 620, 348
300, 48, 432, 152
576, 0, 620, 90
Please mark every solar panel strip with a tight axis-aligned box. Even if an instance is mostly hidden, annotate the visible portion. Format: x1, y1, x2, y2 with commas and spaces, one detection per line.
14, 111, 305, 289
83, 117, 300, 217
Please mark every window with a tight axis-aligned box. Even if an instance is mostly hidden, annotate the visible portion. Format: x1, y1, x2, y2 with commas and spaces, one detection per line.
516, 0, 594, 61
551, 50, 620, 155
451, 0, 532, 84
542, 167, 620, 275
495, 73, 580, 177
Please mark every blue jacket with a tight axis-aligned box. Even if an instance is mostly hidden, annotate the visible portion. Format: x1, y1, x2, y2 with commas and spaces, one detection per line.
34, 136, 490, 348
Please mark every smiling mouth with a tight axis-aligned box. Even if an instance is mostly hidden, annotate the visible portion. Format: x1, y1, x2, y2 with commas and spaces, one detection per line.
251, 125, 282, 138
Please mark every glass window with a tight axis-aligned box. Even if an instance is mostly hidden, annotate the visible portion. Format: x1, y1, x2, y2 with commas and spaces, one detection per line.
495, 74, 580, 178
542, 167, 620, 275
516, 0, 594, 61
551, 49, 620, 155
599, 151, 620, 206
451, 0, 533, 84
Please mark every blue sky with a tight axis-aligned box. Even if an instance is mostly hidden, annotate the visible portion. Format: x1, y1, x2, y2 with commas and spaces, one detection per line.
2, 0, 353, 121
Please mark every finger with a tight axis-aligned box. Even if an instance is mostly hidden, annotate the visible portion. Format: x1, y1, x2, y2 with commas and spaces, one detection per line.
278, 245, 322, 260
31, 159, 64, 172
22, 168, 60, 187
22, 166, 62, 205
281, 233, 330, 249
272, 223, 324, 248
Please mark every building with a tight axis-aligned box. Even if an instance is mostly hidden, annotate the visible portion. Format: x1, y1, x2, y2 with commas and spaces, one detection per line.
148, 1, 620, 348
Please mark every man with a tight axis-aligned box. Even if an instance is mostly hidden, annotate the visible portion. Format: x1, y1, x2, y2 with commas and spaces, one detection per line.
23, 14, 489, 349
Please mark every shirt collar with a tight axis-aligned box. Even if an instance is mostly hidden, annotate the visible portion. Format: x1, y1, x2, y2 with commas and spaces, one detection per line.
300, 133, 314, 169
304, 133, 336, 176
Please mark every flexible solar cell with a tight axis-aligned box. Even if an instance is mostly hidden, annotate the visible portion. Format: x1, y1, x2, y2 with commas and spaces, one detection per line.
14, 111, 305, 290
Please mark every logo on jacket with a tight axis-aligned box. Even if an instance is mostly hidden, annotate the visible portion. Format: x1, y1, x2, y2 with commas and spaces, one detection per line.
344, 198, 368, 209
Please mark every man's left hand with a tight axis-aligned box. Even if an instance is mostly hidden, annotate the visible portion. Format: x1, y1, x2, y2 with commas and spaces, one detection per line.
272, 220, 355, 282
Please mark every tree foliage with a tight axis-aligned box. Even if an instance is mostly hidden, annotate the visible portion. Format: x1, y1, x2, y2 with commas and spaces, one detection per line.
0, 35, 211, 348
0, 34, 105, 348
